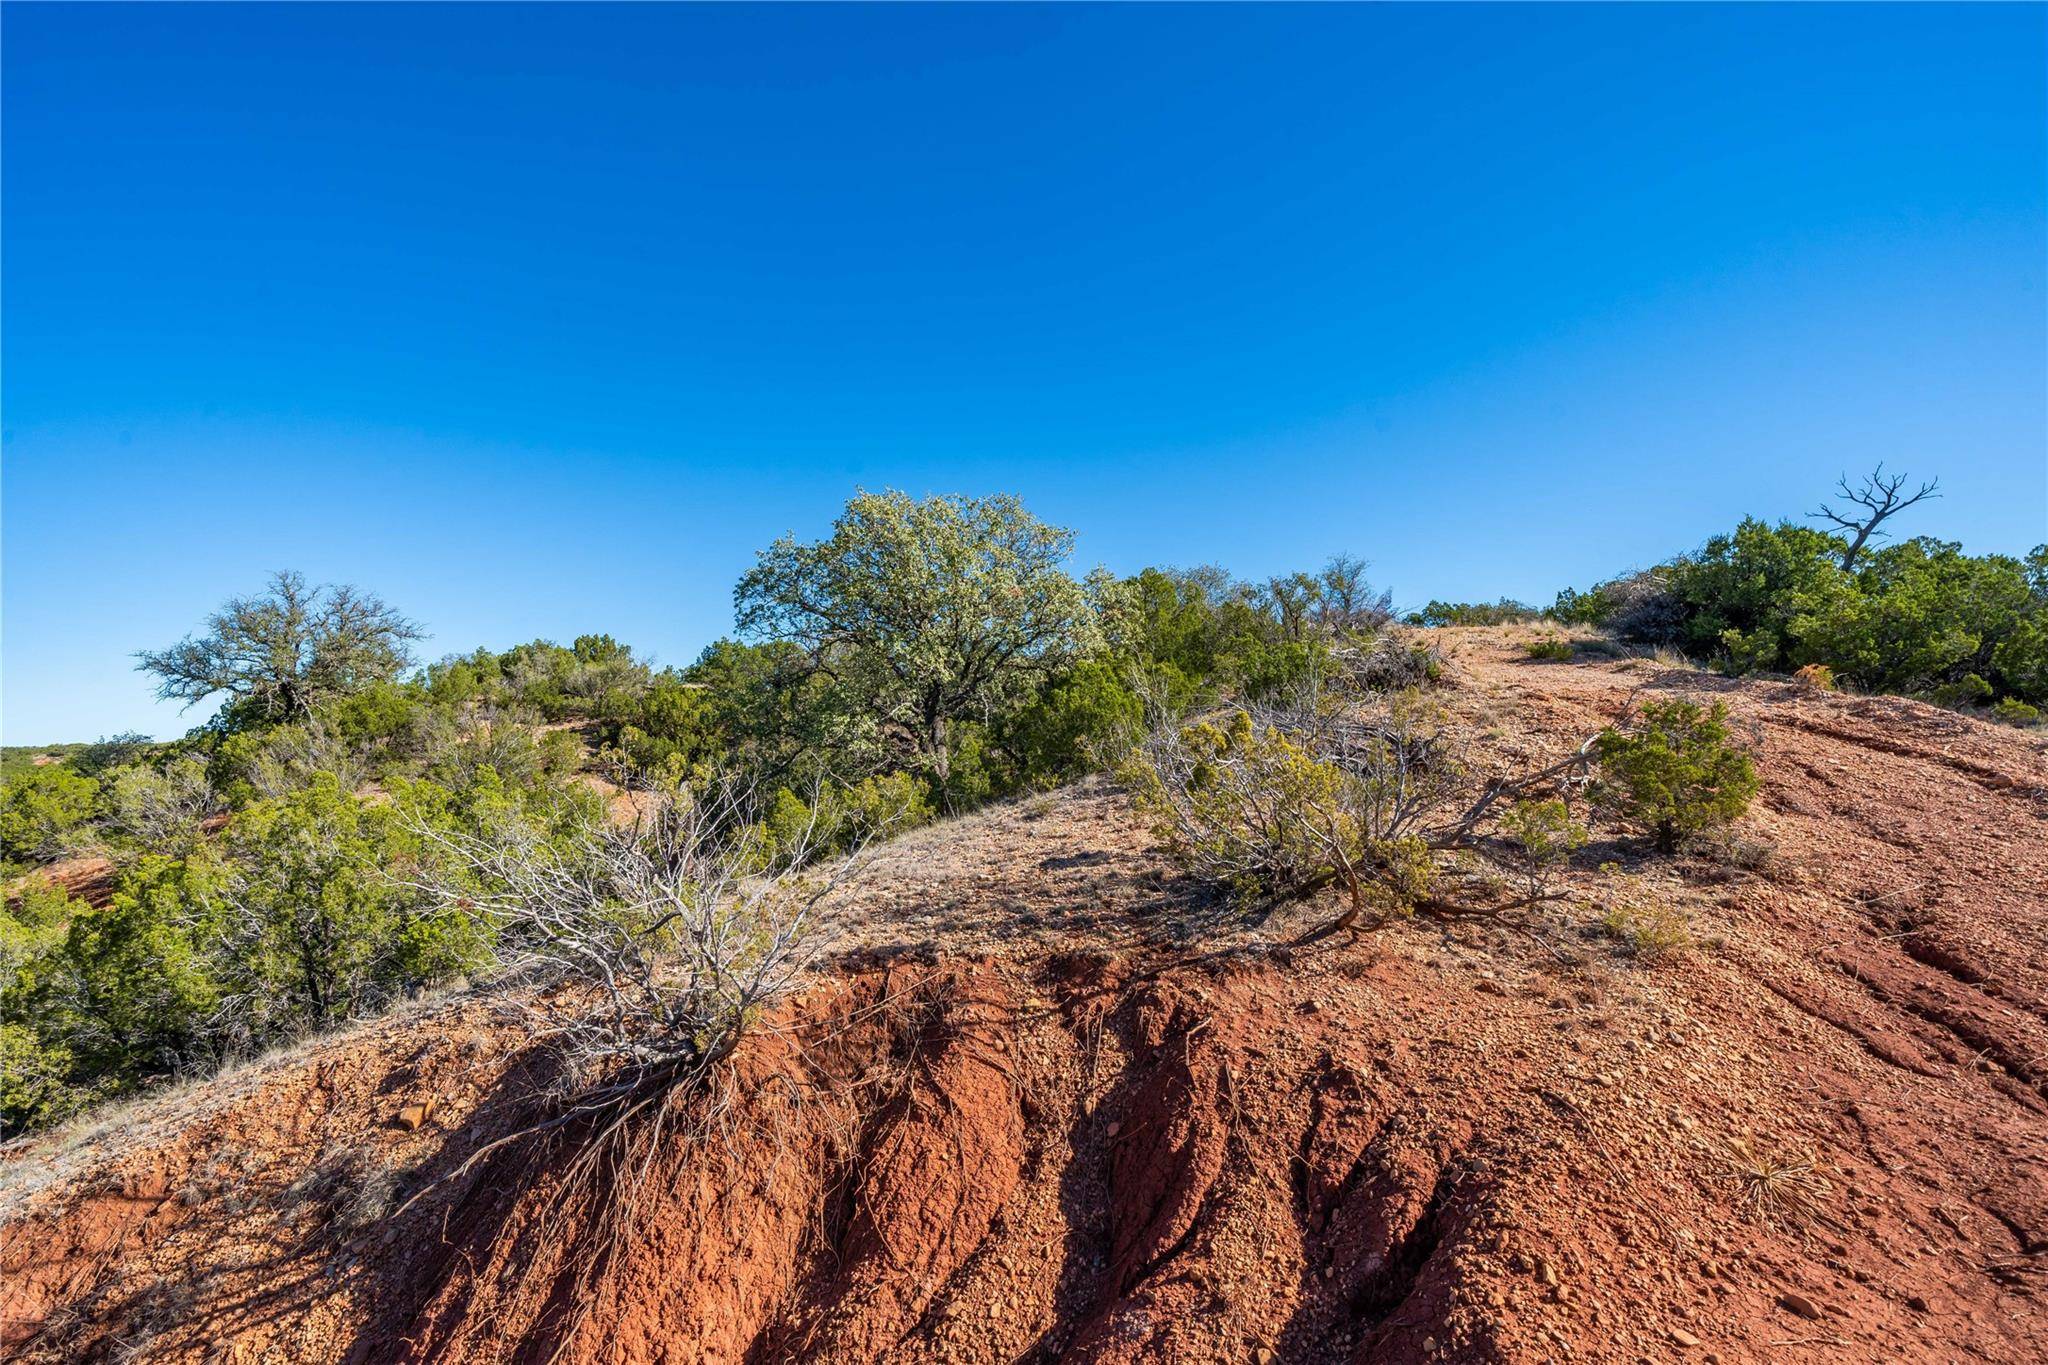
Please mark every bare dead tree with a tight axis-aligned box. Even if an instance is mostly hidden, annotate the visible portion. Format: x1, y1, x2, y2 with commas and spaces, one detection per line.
1316, 553, 1395, 632
1810, 464, 1940, 571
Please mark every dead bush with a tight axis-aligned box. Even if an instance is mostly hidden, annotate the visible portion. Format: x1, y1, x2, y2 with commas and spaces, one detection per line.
1792, 662, 1836, 692
406, 776, 867, 1098
283, 1140, 400, 1236
1338, 630, 1445, 691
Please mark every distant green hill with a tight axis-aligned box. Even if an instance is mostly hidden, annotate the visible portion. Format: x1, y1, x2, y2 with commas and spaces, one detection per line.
1, 744, 89, 784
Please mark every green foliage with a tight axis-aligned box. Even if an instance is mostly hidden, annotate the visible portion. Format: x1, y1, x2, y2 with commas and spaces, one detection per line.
137, 570, 423, 728
1592, 699, 1759, 854
0, 1021, 87, 1133
1, 744, 91, 785
1550, 585, 1613, 627
1123, 704, 1445, 922
1992, 697, 2042, 727
1522, 638, 1575, 662
755, 771, 936, 863
0, 763, 101, 863
1556, 518, 2048, 711
1004, 658, 1145, 785
102, 754, 219, 856
605, 674, 721, 777
1233, 636, 1332, 701
735, 490, 1097, 787
71, 733, 158, 778
1790, 539, 2036, 698
1499, 798, 1587, 880
1661, 519, 1850, 665
1413, 599, 1543, 627
1125, 711, 1353, 904
0, 779, 501, 1132
50, 854, 230, 1077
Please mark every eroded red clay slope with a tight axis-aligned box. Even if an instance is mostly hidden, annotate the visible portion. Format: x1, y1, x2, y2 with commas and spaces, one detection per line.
5, 629, 2044, 1363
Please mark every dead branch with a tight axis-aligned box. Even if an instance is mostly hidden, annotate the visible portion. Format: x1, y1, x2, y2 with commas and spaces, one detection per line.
1810, 463, 1940, 571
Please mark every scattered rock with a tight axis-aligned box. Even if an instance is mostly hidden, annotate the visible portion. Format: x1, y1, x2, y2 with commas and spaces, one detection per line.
391, 1099, 435, 1132
1778, 1291, 1824, 1321
1669, 1326, 1702, 1348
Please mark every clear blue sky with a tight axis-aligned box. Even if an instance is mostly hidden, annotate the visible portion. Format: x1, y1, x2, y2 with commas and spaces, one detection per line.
4, 4, 2044, 742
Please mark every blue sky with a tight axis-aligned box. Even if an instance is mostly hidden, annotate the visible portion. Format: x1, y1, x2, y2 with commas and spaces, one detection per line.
4, 4, 2043, 742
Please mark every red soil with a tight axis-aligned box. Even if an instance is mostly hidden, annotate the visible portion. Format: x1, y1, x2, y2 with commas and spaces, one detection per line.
4, 629, 2045, 1363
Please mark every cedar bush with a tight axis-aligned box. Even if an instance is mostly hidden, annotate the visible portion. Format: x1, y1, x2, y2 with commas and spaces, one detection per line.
1592, 699, 1759, 853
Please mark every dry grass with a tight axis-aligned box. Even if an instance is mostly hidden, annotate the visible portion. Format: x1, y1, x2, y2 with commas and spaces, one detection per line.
1720, 1135, 1835, 1229
1599, 902, 1695, 961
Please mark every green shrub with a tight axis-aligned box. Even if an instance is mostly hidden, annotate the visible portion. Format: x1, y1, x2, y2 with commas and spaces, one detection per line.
0, 764, 100, 863
1559, 524, 2048, 710
1592, 699, 1760, 854
47, 854, 230, 1078
1124, 711, 1353, 904
1231, 636, 1331, 701
1930, 673, 1995, 709
755, 771, 936, 864
1005, 658, 1144, 786
1523, 638, 1574, 662
70, 733, 157, 778
1499, 797, 1587, 897
1123, 704, 1445, 922
1413, 599, 1542, 627
222, 775, 484, 1033
1666, 520, 1849, 668
1991, 697, 2042, 727
0, 1023, 87, 1135
102, 754, 220, 856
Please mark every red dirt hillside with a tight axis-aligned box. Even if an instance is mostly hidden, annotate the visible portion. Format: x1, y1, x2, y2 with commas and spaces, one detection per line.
4, 627, 2045, 1364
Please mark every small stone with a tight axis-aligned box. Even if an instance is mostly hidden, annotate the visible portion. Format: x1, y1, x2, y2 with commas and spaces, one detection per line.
392, 1100, 435, 1132
1106, 1121, 1121, 1138
1253, 1349, 1274, 1365
1669, 1327, 1701, 1348
1535, 1258, 1559, 1287
1905, 1295, 1929, 1313
1778, 1292, 1824, 1321
988, 1301, 1001, 1320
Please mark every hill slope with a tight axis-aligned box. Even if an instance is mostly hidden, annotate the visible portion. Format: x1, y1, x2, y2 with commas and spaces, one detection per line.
4, 630, 2045, 1363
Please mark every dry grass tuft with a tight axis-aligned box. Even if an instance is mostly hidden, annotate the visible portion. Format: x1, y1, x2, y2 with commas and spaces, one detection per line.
1599, 902, 1695, 961
1720, 1135, 1835, 1228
